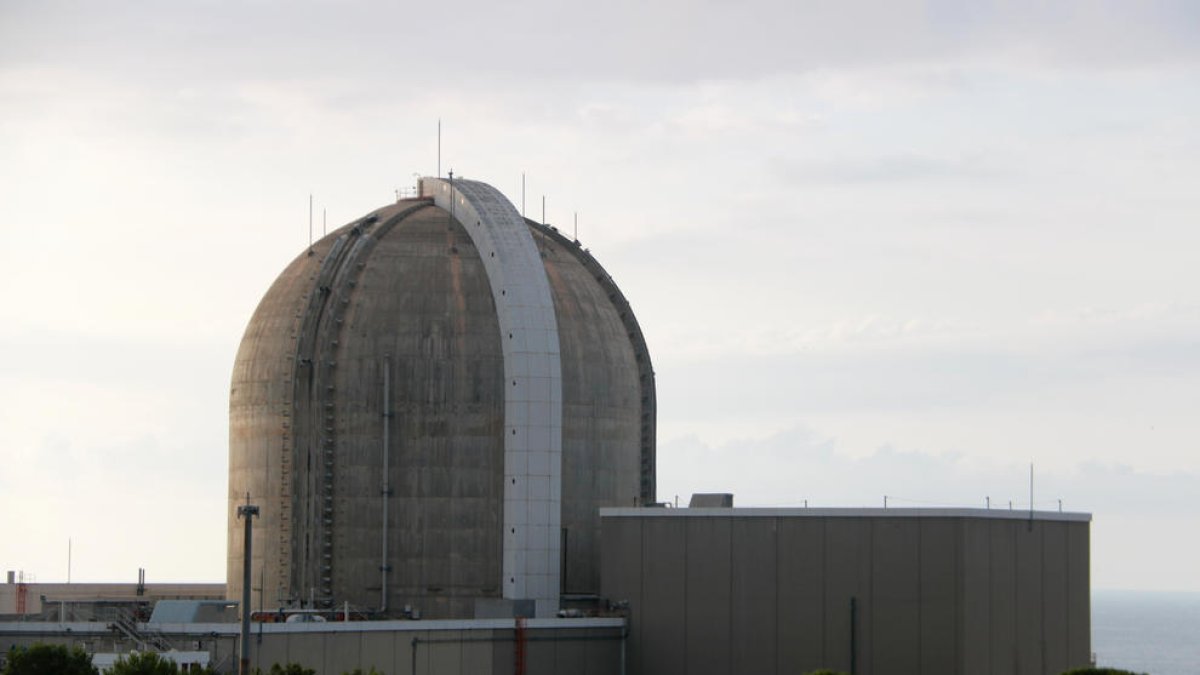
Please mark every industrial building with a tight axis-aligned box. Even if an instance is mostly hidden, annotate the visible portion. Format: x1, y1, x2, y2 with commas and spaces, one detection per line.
601, 507, 1090, 675
227, 177, 655, 620
1, 177, 1092, 674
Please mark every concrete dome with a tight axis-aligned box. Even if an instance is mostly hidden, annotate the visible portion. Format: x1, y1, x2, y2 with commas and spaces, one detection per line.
227, 178, 655, 618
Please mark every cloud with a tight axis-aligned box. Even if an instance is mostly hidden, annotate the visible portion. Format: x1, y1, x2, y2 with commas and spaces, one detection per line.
770, 152, 1009, 185
656, 425, 1200, 590
3, 1, 1198, 90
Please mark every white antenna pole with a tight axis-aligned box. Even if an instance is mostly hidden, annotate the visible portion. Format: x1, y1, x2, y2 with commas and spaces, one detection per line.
323, 208, 327, 237
574, 211, 578, 241
542, 195, 546, 224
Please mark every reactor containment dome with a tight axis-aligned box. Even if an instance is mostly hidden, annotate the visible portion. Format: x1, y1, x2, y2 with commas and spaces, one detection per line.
227, 177, 655, 619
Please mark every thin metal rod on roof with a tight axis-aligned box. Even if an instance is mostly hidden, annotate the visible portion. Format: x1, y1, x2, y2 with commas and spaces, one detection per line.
574, 211, 578, 241
323, 208, 327, 237
1028, 462, 1034, 530
542, 195, 546, 224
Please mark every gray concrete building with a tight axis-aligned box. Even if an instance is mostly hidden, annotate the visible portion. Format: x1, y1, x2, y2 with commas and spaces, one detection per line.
601, 507, 1091, 675
228, 178, 655, 618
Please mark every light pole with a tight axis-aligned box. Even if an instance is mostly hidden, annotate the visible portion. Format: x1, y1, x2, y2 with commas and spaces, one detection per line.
237, 499, 260, 675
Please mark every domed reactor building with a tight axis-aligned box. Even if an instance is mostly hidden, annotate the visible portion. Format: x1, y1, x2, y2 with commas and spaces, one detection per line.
227, 177, 655, 619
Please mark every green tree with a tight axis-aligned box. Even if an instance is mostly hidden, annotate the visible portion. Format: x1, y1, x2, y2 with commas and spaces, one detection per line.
108, 652, 178, 675
3, 643, 98, 675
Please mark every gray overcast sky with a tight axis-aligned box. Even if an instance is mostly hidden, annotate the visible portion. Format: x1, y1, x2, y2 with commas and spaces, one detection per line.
1, 1, 1198, 591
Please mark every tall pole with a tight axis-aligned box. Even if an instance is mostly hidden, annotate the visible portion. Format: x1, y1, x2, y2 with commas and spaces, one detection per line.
380, 356, 391, 613
237, 499, 260, 675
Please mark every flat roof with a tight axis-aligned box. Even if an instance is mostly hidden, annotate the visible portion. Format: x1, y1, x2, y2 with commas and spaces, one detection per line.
600, 507, 1091, 522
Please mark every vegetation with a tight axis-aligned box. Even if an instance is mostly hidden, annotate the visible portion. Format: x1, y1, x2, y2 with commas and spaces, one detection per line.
2, 643, 98, 675
108, 652, 179, 675
264, 665, 316, 675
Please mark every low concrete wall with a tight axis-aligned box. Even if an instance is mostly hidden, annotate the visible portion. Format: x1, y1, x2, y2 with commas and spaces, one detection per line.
0, 618, 624, 675
600, 508, 1090, 675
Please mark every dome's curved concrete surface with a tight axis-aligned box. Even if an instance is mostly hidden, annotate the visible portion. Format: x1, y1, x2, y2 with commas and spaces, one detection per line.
227, 181, 654, 618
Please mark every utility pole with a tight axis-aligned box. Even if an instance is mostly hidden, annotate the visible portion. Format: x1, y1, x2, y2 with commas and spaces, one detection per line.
237, 497, 260, 675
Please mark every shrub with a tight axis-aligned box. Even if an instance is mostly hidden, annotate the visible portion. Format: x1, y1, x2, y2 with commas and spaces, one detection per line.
268, 665, 316, 675
108, 652, 178, 675
2, 643, 98, 675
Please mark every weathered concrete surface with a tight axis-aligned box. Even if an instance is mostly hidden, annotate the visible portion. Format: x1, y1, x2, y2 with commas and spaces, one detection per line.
228, 184, 655, 618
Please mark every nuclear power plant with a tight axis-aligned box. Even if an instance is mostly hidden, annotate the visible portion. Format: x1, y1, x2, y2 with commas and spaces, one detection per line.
227, 177, 654, 619
1, 176, 1093, 675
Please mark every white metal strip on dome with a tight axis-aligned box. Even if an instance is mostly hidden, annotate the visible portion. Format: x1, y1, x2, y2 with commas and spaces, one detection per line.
420, 177, 563, 617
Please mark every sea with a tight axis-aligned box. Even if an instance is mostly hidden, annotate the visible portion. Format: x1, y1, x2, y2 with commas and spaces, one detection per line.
1092, 590, 1200, 675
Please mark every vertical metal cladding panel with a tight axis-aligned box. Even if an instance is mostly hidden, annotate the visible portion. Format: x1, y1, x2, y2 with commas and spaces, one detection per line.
1041, 520, 1069, 673
550, 627, 587, 675
428, 630, 465, 674
684, 516, 732, 675
359, 631, 396, 674
323, 631, 364, 674
823, 518, 872, 674
869, 517, 920, 674
583, 627, 623, 675
776, 517, 826, 672
254, 632, 289, 671
989, 519, 1018, 675
731, 517, 778, 674
960, 518, 992, 675
460, 633, 492, 675
1066, 522, 1091, 669
1014, 521, 1044, 675
491, 631, 513, 675
600, 516, 643, 674
918, 518, 958, 675
640, 518, 687, 675
285, 631, 325, 672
